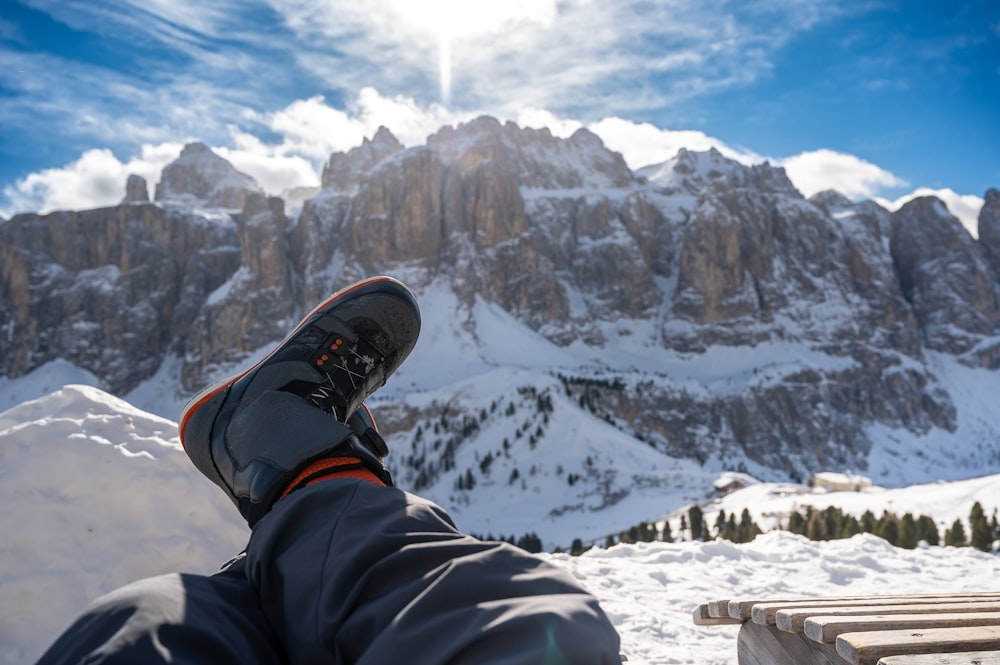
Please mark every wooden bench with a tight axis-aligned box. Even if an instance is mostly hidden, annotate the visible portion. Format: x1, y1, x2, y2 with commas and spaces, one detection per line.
693, 594, 1000, 665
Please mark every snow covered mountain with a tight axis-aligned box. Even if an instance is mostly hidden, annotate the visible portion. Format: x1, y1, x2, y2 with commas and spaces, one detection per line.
2, 117, 1000, 552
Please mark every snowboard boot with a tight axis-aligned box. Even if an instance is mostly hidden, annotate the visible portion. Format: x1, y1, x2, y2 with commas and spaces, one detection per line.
179, 276, 421, 526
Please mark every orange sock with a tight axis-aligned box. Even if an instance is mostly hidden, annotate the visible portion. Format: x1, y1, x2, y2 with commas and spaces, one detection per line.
278, 457, 385, 501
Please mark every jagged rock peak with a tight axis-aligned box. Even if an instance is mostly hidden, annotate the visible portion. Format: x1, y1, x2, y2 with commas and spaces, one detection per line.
321, 127, 404, 191
369, 126, 403, 151
809, 189, 854, 209
640, 147, 796, 197
640, 147, 736, 186
426, 115, 633, 189
123, 174, 149, 203
154, 141, 261, 209
181, 142, 210, 156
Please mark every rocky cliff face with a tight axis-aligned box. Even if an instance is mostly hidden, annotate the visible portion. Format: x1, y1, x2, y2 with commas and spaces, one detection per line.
181, 192, 296, 390
978, 188, 1000, 281
891, 196, 1000, 365
1, 119, 998, 483
0, 203, 240, 393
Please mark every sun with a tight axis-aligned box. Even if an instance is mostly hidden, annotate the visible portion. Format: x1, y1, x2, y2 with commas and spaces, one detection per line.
388, 0, 555, 105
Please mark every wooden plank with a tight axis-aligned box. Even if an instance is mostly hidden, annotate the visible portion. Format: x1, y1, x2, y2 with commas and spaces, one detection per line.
693, 603, 743, 625
750, 595, 1000, 626
837, 626, 1000, 665
877, 650, 1000, 665
777, 602, 1000, 633
708, 599, 734, 617
728, 594, 1000, 621
806, 612, 1000, 643
728, 596, 826, 620
737, 619, 847, 665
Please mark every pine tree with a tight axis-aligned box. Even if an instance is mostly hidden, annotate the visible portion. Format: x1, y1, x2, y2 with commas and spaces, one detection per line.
639, 522, 657, 543
787, 509, 806, 535
898, 513, 918, 549
876, 512, 899, 546
660, 520, 673, 543
736, 508, 762, 543
508, 468, 520, 485
570, 538, 587, 556
823, 506, 844, 539
944, 518, 967, 547
839, 515, 861, 539
715, 510, 727, 540
969, 502, 991, 551
916, 515, 940, 546
516, 532, 542, 553
860, 509, 877, 534
679, 515, 688, 540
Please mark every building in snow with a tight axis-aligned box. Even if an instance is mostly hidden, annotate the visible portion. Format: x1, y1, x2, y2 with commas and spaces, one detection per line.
808, 472, 872, 492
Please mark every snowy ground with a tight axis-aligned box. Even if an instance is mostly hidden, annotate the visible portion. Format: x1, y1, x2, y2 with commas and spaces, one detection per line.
2, 385, 999, 664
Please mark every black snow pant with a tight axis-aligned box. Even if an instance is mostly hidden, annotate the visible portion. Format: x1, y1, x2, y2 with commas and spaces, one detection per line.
36, 479, 622, 664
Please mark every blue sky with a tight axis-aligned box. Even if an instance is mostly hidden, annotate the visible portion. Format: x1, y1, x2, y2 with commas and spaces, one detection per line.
1, 0, 997, 231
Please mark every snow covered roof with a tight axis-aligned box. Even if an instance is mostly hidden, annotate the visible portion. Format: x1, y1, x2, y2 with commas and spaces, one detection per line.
812, 472, 872, 485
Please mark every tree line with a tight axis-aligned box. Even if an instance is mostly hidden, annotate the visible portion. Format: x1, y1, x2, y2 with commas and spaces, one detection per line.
562, 501, 999, 556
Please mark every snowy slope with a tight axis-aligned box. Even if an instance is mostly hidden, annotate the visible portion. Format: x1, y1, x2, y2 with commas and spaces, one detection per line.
2, 386, 999, 664
570, 532, 1000, 664
708, 473, 1000, 533
0, 386, 247, 663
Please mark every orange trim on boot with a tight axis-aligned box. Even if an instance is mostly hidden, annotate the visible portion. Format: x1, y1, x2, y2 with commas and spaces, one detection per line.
278, 456, 385, 501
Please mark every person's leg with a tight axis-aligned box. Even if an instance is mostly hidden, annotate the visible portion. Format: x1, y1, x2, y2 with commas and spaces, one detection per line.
247, 479, 621, 665
179, 276, 621, 663
34, 557, 284, 665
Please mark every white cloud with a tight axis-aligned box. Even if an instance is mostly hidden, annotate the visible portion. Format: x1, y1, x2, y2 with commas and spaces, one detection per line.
586, 116, 762, 169
876, 188, 985, 238
778, 149, 908, 199
1, 144, 182, 217
1, 90, 468, 216
386, 0, 558, 39
216, 143, 321, 195
242, 89, 466, 161
515, 108, 583, 138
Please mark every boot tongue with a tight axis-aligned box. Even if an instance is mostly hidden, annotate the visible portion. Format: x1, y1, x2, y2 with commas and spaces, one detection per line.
305, 333, 386, 419
303, 384, 347, 421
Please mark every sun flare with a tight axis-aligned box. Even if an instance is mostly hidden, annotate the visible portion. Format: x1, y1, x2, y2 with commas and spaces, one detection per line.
389, 0, 556, 104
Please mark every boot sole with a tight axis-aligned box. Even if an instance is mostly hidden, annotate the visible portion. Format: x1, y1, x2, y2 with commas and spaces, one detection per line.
179, 276, 414, 449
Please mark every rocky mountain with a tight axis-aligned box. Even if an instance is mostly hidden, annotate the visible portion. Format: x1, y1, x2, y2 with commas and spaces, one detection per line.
154, 141, 261, 209
2, 118, 1000, 545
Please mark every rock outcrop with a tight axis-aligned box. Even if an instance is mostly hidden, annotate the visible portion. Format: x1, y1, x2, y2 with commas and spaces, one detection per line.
978, 188, 1000, 280
321, 126, 404, 191
154, 142, 261, 209
124, 174, 149, 203
891, 196, 1000, 362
